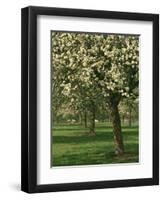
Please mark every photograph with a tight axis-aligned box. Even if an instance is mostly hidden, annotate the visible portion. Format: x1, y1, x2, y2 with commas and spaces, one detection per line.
51, 31, 139, 167
21, 6, 159, 193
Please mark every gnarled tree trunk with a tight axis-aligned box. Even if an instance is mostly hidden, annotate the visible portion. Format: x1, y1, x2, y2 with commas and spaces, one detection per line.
110, 102, 124, 155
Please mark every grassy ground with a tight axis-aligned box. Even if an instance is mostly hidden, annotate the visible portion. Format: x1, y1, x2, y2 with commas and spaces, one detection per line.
52, 122, 139, 167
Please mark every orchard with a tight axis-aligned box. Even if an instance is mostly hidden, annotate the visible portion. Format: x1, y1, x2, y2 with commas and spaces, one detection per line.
51, 32, 139, 165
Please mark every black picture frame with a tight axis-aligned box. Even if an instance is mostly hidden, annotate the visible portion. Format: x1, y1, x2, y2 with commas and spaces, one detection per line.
21, 6, 159, 193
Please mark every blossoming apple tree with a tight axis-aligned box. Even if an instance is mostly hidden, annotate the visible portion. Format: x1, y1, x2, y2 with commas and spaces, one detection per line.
52, 32, 139, 155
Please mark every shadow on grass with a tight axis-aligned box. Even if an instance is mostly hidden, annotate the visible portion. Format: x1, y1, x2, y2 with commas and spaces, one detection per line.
52, 142, 139, 166
52, 131, 114, 144
53, 127, 86, 131
52, 130, 138, 144
52, 125, 139, 166
53, 126, 138, 132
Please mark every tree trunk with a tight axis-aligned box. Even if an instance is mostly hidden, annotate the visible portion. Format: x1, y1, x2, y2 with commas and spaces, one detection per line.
84, 110, 87, 128
128, 107, 132, 127
89, 103, 96, 136
110, 104, 124, 155
122, 115, 125, 125
79, 113, 83, 125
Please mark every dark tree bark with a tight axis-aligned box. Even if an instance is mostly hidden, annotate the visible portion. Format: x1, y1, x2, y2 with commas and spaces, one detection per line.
110, 104, 124, 155
122, 115, 125, 125
84, 110, 87, 128
128, 106, 132, 127
79, 113, 83, 125
89, 102, 96, 136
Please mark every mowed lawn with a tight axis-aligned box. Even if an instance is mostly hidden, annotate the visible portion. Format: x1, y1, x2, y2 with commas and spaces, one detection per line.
52, 123, 139, 166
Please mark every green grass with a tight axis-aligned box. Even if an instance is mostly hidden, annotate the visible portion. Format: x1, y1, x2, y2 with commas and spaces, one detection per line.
52, 122, 139, 167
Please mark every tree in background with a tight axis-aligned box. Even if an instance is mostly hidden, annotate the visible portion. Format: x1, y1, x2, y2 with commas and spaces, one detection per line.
119, 97, 139, 127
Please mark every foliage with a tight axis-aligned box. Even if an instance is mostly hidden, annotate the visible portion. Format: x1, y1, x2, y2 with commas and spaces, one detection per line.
52, 32, 139, 109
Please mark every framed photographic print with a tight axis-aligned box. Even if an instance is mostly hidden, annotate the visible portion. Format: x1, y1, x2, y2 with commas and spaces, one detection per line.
21, 6, 159, 193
